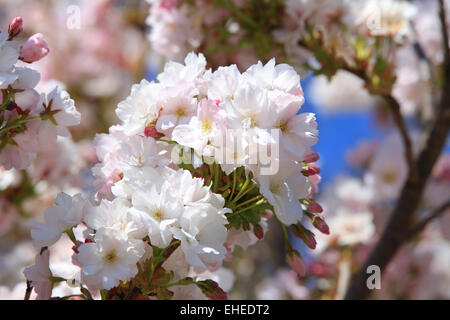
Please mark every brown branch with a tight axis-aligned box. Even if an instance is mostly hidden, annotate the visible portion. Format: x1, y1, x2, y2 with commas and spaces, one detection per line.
342, 65, 417, 179
344, 0, 450, 299
381, 94, 418, 181
407, 201, 450, 239
440, 0, 450, 67
344, 91, 450, 300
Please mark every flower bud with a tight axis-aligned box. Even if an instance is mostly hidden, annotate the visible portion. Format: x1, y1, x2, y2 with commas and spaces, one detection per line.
253, 224, 264, 240
19, 33, 50, 63
196, 279, 227, 300
286, 250, 306, 277
302, 163, 320, 176
312, 216, 330, 235
259, 209, 273, 220
144, 125, 159, 138
291, 224, 317, 250
303, 150, 319, 163
307, 200, 323, 214
8, 16, 23, 38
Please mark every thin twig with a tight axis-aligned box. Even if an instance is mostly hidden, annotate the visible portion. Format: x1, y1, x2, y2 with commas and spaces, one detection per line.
382, 94, 418, 181
407, 201, 450, 239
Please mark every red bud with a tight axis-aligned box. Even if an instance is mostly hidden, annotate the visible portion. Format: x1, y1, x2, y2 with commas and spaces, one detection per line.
312, 216, 330, 235
253, 224, 264, 240
302, 164, 320, 176
291, 224, 317, 250
196, 280, 227, 300
144, 125, 159, 138
307, 200, 323, 213
8, 16, 23, 38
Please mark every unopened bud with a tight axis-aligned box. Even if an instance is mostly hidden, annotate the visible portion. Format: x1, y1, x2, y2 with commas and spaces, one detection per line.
259, 209, 273, 220
286, 249, 306, 277
253, 224, 264, 240
19, 33, 50, 63
144, 125, 159, 138
196, 280, 227, 300
312, 216, 330, 234
291, 224, 317, 250
307, 200, 323, 214
8, 16, 23, 39
303, 150, 319, 163
302, 163, 320, 176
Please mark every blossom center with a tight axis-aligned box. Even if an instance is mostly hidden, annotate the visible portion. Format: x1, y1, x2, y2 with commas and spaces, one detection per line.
278, 122, 289, 134
153, 209, 165, 221
201, 119, 212, 133
270, 183, 281, 195
103, 250, 118, 264
176, 107, 187, 118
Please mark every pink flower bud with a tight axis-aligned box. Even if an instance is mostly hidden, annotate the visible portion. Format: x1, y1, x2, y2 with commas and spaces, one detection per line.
286, 250, 306, 277
197, 280, 227, 300
253, 224, 264, 240
259, 209, 273, 220
304, 150, 319, 163
302, 163, 320, 176
8, 16, 23, 38
19, 33, 50, 63
312, 216, 330, 235
144, 125, 159, 138
307, 200, 323, 214
291, 224, 317, 250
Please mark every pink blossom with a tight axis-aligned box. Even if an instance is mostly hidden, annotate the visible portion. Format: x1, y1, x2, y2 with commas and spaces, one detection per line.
20, 33, 50, 63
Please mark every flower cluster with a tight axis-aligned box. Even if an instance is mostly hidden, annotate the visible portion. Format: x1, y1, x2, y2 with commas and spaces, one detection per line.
24, 52, 324, 300
0, 17, 80, 170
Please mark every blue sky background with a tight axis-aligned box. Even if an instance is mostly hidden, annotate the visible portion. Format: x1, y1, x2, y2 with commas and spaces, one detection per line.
300, 75, 385, 186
